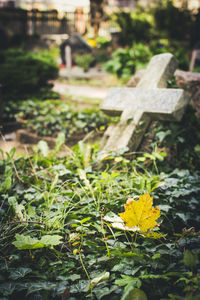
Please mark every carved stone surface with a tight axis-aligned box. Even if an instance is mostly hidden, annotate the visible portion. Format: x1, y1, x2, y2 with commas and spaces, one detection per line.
101, 88, 187, 121
100, 53, 190, 153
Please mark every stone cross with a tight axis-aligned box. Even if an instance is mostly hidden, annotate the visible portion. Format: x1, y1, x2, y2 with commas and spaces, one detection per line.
100, 53, 189, 153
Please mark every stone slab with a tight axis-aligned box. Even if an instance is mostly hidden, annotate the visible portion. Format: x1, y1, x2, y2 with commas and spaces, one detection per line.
137, 52, 178, 88
101, 88, 187, 121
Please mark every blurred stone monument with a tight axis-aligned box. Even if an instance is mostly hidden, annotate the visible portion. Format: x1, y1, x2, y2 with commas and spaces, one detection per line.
60, 32, 93, 68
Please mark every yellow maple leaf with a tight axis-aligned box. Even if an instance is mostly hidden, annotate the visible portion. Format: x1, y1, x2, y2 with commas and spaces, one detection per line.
119, 194, 160, 232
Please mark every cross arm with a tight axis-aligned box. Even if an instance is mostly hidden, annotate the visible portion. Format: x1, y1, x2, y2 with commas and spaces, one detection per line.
101, 87, 189, 122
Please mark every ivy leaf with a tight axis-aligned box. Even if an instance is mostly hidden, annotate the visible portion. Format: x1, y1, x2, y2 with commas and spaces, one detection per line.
26, 282, 56, 296
115, 275, 141, 288
40, 235, 63, 247
119, 194, 160, 232
68, 274, 81, 281
0, 283, 16, 296
9, 267, 32, 280
93, 285, 118, 299
12, 234, 44, 250
183, 250, 199, 269
155, 130, 171, 143
121, 287, 147, 300
12, 234, 62, 250
1, 166, 12, 191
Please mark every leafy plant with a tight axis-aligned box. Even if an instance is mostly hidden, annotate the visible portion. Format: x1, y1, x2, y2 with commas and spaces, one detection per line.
149, 40, 190, 70
97, 36, 110, 49
153, 0, 193, 41
114, 11, 153, 46
74, 53, 95, 71
0, 139, 199, 299
153, 105, 200, 170
13, 234, 63, 250
0, 87, 200, 300
0, 49, 59, 102
4, 99, 112, 141
103, 43, 151, 81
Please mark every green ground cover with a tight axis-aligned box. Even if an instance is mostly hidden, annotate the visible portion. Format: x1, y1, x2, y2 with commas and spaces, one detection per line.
0, 105, 200, 300
4, 99, 113, 143
1, 2, 200, 296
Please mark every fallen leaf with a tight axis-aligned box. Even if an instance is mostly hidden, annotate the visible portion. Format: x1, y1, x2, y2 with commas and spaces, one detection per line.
119, 194, 160, 232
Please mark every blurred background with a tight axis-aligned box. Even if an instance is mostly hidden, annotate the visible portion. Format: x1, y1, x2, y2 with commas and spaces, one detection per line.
0, 0, 200, 150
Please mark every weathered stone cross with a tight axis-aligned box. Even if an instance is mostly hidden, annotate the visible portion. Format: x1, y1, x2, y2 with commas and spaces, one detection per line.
100, 53, 189, 153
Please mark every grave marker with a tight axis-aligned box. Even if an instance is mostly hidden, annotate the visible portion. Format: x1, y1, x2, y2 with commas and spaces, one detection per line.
100, 53, 189, 153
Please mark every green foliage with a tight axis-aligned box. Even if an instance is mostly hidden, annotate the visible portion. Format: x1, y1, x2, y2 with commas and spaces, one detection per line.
153, 0, 193, 41
103, 2, 193, 72
97, 2, 193, 74
74, 53, 95, 71
39, 45, 60, 59
121, 287, 147, 300
104, 40, 189, 80
114, 11, 152, 46
183, 250, 199, 270
132, 43, 152, 70
103, 43, 151, 80
95, 36, 111, 63
0, 60, 200, 299
8, 33, 40, 49
153, 106, 200, 170
103, 48, 136, 80
0, 133, 199, 299
0, 49, 59, 102
97, 36, 110, 49
13, 234, 63, 250
149, 40, 190, 70
4, 99, 111, 140
172, 45, 190, 70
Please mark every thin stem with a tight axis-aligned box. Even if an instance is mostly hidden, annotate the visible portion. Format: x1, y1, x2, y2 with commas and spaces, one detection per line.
124, 231, 135, 252
25, 146, 39, 181
78, 252, 90, 280
78, 224, 90, 281
100, 215, 110, 258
